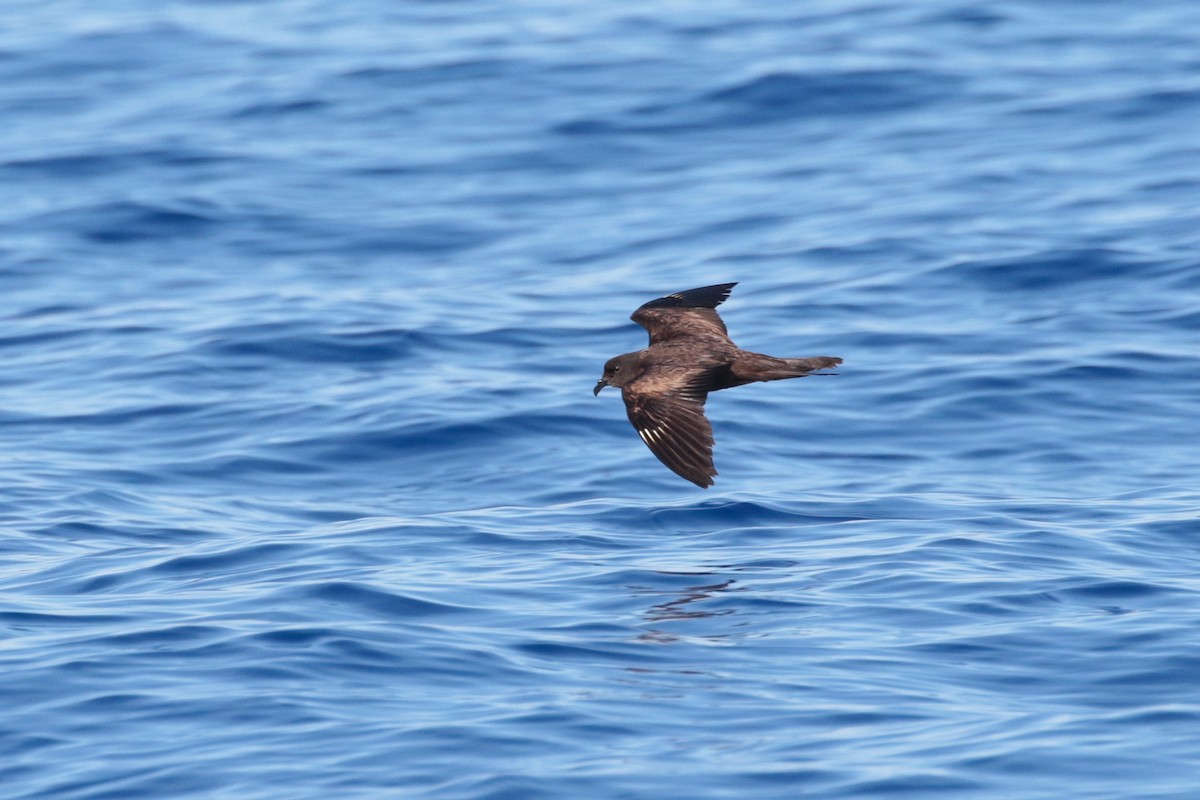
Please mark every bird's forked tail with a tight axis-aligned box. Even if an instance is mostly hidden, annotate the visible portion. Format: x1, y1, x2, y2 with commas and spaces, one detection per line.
780, 356, 842, 375
727, 354, 842, 384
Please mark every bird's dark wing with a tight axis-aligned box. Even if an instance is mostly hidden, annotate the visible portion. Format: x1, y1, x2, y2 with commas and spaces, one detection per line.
631, 283, 737, 346
621, 365, 720, 488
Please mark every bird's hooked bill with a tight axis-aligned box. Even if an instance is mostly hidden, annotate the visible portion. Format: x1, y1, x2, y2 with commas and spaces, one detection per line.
593, 378, 607, 395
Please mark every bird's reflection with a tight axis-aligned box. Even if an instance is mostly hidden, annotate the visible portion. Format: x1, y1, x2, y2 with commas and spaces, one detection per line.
643, 578, 736, 622
617, 575, 735, 649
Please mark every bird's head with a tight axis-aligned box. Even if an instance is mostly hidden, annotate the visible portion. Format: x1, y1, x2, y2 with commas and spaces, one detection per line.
594, 352, 645, 395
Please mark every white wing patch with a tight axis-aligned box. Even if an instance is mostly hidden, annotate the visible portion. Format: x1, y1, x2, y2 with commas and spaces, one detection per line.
638, 425, 667, 445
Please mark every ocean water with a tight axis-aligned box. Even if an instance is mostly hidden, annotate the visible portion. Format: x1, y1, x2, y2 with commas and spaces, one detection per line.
3, 1, 1200, 798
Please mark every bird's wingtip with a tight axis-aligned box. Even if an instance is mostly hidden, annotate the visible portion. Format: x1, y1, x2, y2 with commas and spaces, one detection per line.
639, 283, 738, 311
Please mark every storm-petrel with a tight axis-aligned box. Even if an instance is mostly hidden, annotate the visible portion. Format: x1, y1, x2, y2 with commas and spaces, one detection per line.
593, 283, 841, 488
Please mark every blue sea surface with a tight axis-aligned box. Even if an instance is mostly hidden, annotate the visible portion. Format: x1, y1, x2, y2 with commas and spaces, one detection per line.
3, 1, 1200, 798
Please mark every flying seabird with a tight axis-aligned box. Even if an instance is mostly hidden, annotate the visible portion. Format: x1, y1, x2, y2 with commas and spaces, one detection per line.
593, 282, 841, 487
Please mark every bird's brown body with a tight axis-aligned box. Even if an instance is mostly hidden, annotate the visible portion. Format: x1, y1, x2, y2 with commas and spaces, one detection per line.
594, 283, 841, 487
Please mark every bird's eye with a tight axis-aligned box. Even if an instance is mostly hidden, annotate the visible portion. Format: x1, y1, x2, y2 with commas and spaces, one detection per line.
613, 365, 621, 372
